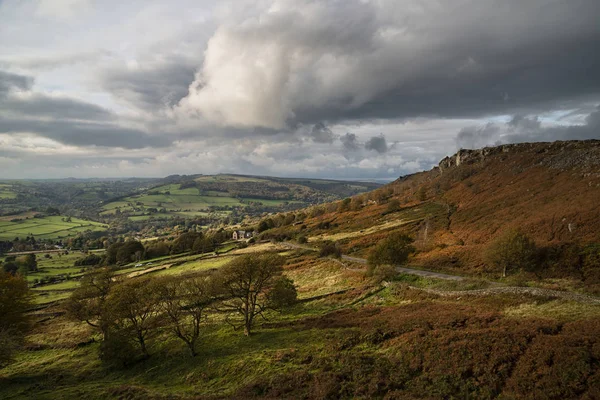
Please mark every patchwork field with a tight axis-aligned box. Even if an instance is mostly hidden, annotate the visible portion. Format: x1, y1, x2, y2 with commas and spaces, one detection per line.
100, 183, 291, 219
0, 216, 107, 241
0, 184, 17, 199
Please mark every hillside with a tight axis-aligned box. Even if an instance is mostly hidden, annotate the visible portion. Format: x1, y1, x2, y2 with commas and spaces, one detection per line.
256, 140, 600, 291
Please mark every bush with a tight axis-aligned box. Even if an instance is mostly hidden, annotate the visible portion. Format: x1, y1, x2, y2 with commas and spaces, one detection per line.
368, 234, 415, 267
297, 235, 308, 244
319, 242, 342, 259
268, 277, 298, 309
485, 230, 537, 278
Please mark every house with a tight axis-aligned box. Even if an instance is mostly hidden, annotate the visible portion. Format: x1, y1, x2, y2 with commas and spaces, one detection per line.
232, 230, 255, 240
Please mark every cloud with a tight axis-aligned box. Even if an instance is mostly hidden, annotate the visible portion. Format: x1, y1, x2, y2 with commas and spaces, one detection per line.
176, 0, 600, 129
340, 132, 359, 151
0, 118, 172, 149
0, 70, 33, 95
309, 122, 336, 143
99, 58, 196, 111
2, 92, 113, 120
456, 107, 600, 149
0, 70, 171, 149
365, 134, 388, 154
35, 0, 91, 19
456, 123, 502, 149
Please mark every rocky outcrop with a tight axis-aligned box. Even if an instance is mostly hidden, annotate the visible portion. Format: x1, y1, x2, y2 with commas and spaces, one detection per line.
438, 140, 600, 173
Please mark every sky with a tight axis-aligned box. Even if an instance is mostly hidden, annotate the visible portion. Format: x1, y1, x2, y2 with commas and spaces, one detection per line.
0, 0, 599, 180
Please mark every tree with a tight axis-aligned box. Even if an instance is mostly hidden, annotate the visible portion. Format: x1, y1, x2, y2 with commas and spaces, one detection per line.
337, 198, 351, 213
155, 275, 216, 356
217, 253, 285, 336
267, 276, 298, 310
368, 234, 415, 268
2, 261, 19, 275
0, 271, 33, 367
104, 278, 162, 358
485, 230, 537, 278
171, 231, 202, 254
386, 199, 401, 214
65, 268, 116, 340
106, 240, 145, 265
16, 254, 37, 272
319, 241, 342, 259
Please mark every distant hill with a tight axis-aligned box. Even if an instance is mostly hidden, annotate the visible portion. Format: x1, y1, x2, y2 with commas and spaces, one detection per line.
97, 174, 381, 221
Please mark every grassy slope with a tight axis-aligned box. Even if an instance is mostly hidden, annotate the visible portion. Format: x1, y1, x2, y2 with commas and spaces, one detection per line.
1, 248, 600, 399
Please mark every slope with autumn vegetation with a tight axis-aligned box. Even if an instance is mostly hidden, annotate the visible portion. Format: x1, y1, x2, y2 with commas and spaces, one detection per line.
255, 140, 600, 292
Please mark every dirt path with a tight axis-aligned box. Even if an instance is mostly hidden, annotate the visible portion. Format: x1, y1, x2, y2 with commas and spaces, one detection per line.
280, 242, 600, 305
281, 242, 465, 281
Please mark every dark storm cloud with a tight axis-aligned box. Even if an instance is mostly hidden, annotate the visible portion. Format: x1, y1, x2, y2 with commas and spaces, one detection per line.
100, 59, 196, 110
365, 135, 388, 154
456, 107, 600, 149
0, 118, 172, 149
180, 0, 600, 128
340, 133, 359, 151
310, 122, 336, 143
0, 70, 33, 95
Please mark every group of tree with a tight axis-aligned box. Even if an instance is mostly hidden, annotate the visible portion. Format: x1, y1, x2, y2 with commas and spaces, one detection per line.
66, 252, 297, 365
2, 254, 38, 276
73, 229, 233, 268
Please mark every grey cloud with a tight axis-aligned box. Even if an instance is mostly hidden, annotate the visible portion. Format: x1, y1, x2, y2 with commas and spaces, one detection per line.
340, 133, 359, 151
3, 94, 113, 120
178, 0, 600, 128
456, 123, 502, 149
456, 107, 600, 149
310, 122, 336, 143
365, 134, 388, 153
100, 59, 196, 111
0, 70, 33, 95
0, 118, 172, 149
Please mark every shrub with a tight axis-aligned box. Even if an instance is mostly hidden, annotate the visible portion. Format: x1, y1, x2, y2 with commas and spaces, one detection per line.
367, 234, 415, 267
485, 230, 537, 278
297, 235, 308, 244
268, 277, 298, 309
319, 241, 342, 259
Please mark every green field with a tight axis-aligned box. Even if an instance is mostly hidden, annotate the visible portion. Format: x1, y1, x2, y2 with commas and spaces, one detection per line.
100, 182, 292, 219
0, 183, 17, 199
0, 216, 108, 241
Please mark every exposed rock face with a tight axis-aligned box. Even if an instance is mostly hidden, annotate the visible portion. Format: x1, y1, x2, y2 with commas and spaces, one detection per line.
438, 140, 600, 173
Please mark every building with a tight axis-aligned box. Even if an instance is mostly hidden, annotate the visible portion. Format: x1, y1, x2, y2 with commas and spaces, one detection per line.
232, 230, 255, 240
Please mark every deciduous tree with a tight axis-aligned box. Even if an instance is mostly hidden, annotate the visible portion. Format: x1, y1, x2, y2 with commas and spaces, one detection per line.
217, 253, 285, 336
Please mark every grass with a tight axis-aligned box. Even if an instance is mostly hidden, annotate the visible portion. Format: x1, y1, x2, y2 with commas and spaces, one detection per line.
100, 182, 295, 220
0, 216, 107, 241
2, 246, 600, 399
24, 251, 97, 284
